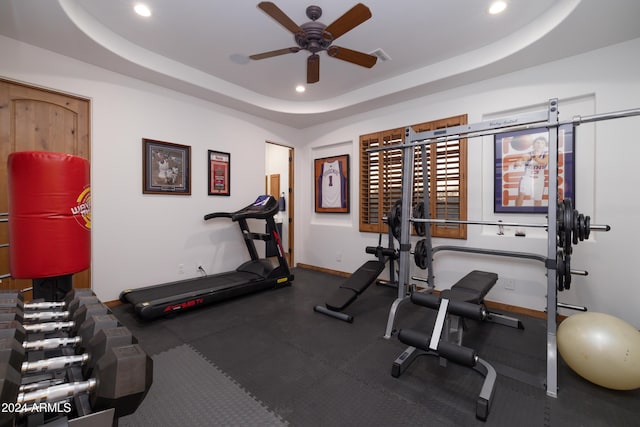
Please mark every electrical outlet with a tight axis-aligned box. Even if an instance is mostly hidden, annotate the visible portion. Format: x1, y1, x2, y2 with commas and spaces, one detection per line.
178, 264, 184, 274
504, 279, 516, 290
336, 251, 342, 262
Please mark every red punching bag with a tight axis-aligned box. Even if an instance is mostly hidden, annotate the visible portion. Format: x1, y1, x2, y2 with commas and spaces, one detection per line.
8, 151, 91, 279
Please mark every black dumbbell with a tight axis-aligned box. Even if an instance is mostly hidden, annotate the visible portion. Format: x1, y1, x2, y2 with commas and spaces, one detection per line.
22, 326, 138, 387
0, 301, 112, 351
0, 289, 96, 320
2, 313, 121, 354
0, 295, 102, 323
0, 300, 110, 338
0, 321, 81, 352
1, 314, 121, 376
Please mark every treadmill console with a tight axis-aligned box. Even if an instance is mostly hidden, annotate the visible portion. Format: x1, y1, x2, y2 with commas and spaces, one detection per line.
204, 195, 278, 221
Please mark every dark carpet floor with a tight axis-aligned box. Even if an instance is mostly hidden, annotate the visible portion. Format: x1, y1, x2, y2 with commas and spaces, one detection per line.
110, 267, 640, 427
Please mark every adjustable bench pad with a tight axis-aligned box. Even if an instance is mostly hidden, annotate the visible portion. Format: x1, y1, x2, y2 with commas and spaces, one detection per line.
440, 270, 498, 305
325, 260, 386, 311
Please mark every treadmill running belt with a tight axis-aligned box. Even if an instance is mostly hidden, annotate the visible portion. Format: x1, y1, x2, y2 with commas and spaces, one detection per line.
124, 271, 262, 305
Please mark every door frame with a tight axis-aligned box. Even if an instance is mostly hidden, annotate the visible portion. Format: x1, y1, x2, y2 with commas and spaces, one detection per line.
266, 141, 294, 266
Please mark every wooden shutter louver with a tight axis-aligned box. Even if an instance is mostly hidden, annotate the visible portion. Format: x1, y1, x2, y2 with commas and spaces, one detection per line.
359, 133, 381, 232
381, 130, 404, 222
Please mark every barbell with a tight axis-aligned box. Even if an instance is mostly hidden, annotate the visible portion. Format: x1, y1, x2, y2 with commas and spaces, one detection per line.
412, 241, 586, 292
389, 198, 609, 251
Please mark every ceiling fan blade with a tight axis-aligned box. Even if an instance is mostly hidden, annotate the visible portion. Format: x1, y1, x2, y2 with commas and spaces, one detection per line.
249, 47, 301, 60
307, 54, 320, 84
329, 46, 377, 68
258, 2, 303, 34
324, 3, 372, 41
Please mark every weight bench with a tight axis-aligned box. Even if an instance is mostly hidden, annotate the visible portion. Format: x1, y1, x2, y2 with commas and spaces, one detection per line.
391, 270, 523, 421
314, 246, 396, 323
439, 270, 523, 329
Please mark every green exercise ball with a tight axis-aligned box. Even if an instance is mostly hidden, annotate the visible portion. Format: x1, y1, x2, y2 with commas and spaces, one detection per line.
557, 312, 640, 390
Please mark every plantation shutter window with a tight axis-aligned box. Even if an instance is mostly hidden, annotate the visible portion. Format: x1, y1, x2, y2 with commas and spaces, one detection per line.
359, 115, 467, 239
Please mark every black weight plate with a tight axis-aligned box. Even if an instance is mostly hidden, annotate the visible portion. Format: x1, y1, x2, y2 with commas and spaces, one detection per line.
584, 215, 591, 240
556, 201, 565, 249
556, 251, 565, 291
577, 213, 586, 241
563, 199, 573, 253
414, 239, 427, 270
564, 254, 571, 290
389, 200, 402, 240
572, 208, 580, 245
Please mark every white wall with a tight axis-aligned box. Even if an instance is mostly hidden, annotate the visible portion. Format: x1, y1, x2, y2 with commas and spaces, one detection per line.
3, 34, 640, 328
297, 37, 640, 327
0, 35, 301, 302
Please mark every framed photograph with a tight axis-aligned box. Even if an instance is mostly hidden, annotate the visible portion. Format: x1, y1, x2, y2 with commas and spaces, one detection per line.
142, 138, 191, 195
494, 124, 574, 213
208, 150, 231, 196
314, 154, 349, 213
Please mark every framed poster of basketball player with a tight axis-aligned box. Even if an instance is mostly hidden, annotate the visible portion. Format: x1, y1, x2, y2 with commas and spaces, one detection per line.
208, 150, 231, 196
314, 154, 350, 213
142, 138, 191, 195
494, 124, 574, 213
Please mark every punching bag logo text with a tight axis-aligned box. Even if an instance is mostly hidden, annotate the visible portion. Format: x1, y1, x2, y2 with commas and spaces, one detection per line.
71, 186, 91, 230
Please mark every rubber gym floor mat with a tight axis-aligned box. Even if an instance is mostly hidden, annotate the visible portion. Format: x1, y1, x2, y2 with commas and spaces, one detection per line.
111, 267, 640, 426
192, 326, 460, 427
118, 343, 287, 427
109, 304, 186, 356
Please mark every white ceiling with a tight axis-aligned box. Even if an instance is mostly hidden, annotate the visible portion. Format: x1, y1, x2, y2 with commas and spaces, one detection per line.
1, 0, 640, 128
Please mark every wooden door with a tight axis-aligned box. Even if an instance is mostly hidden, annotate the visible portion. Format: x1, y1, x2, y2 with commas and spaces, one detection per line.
269, 174, 280, 200
0, 79, 91, 297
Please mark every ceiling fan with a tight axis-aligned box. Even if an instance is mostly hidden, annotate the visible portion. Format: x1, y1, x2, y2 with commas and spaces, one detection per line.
249, 2, 378, 84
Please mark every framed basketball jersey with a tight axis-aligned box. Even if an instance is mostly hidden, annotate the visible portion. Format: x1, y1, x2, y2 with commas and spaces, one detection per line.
314, 154, 349, 213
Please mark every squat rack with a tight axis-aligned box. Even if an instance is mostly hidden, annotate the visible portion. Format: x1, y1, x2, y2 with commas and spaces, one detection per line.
368, 98, 640, 398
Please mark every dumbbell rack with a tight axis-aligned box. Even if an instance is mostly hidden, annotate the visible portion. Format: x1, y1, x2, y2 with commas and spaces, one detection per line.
1, 289, 151, 427
368, 99, 640, 398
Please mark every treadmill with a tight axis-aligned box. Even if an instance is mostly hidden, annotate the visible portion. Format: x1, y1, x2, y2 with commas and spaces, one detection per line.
120, 195, 294, 319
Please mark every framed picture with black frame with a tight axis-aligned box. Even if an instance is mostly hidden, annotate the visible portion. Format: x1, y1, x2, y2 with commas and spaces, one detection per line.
208, 150, 231, 196
142, 138, 191, 195
494, 124, 574, 213
314, 154, 349, 213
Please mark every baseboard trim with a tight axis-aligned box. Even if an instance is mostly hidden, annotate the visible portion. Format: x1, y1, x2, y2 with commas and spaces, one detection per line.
104, 300, 123, 308
295, 263, 351, 278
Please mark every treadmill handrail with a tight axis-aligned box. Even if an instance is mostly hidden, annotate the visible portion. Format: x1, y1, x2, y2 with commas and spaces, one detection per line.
204, 211, 233, 220
203, 195, 279, 222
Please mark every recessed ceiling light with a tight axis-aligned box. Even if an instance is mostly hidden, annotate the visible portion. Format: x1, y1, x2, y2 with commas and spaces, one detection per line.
134, 3, 152, 17
489, 1, 507, 15
295, 85, 306, 93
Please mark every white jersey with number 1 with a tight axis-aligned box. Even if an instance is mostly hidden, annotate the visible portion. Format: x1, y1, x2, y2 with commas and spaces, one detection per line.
320, 160, 344, 208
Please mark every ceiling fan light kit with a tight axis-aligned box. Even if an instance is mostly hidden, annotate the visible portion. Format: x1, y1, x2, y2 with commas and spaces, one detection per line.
250, 2, 378, 84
